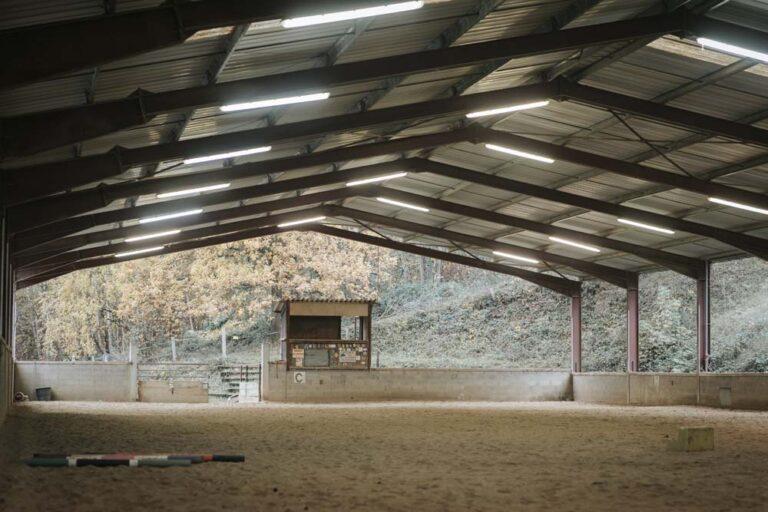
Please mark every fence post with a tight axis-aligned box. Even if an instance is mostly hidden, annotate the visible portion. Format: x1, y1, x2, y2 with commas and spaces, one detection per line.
171, 338, 177, 362
221, 327, 227, 361
129, 339, 139, 401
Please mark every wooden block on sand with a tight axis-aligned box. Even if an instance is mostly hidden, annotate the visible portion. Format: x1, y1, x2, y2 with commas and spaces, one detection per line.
669, 427, 714, 452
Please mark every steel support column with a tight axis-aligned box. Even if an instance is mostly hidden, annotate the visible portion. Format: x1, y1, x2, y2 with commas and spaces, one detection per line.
627, 281, 640, 372
571, 293, 582, 373
697, 260, 712, 371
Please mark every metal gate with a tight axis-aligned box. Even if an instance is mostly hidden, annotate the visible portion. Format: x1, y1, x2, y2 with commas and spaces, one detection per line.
137, 363, 261, 402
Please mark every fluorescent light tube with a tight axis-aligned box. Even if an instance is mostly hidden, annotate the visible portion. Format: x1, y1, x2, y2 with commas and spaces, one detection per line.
492, 250, 539, 265
617, 218, 675, 235
466, 100, 550, 119
183, 146, 271, 165
485, 143, 555, 164
139, 209, 203, 224
376, 197, 429, 212
115, 246, 164, 258
277, 216, 327, 228
156, 183, 230, 199
125, 230, 181, 243
708, 197, 768, 216
346, 172, 408, 186
281, 1, 424, 28
220, 92, 330, 113
549, 236, 600, 253
697, 37, 768, 64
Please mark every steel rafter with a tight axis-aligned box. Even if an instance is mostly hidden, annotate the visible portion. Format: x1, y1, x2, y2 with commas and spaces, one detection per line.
15, 207, 329, 281
16, 221, 582, 297
17, 209, 583, 297
327, 205, 637, 288
5, 10, 745, 157
13, 154, 768, 267
545, 0, 729, 81
374, 188, 706, 278
16, 225, 285, 290
13, 188, 369, 265
9, 162, 410, 249
16, 196, 637, 288
9, 76, 768, 216
13, 183, 704, 280
479, 128, 768, 212
6, 129, 477, 233
0, 0, 394, 88
314, 225, 581, 297
413, 158, 768, 260
298, 0, 506, 157
3, 86, 552, 203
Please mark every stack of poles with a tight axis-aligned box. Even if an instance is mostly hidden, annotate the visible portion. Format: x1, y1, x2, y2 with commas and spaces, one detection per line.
25, 453, 245, 467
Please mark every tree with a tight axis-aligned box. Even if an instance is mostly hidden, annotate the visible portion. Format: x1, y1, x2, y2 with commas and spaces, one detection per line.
15, 232, 398, 360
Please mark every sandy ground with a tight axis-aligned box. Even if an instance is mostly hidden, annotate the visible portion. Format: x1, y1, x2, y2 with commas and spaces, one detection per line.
1, 401, 768, 511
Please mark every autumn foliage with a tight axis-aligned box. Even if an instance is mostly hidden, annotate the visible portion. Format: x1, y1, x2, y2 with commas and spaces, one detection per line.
15, 232, 397, 360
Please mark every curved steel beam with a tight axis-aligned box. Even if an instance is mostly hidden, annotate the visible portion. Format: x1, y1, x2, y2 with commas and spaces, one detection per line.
0, 0, 392, 89
14, 183, 704, 279
416, 158, 768, 260
327, 205, 638, 288
313, 225, 581, 297
0, 12, 689, 156
479, 128, 768, 213
3, 87, 531, 203
6, 128, 478, 233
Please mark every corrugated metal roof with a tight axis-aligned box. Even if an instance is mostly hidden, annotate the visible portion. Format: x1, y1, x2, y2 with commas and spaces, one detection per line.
2, 0, 768, 283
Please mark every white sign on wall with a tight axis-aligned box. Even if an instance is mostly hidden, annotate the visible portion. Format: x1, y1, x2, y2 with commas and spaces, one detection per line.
293, 371, 306, 385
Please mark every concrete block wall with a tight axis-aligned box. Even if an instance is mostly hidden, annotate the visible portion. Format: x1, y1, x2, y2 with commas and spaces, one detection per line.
571, 373, 629, 405
14, 361, 133, 402
138, 380, 208, 403
263, 362, 572, 403
574, 372, 768, 409
629, 373, 699, 406
698, 374, 768, 410
8, 359, 768, 411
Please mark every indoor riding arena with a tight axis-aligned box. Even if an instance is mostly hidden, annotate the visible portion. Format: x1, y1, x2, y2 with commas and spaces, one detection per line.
1, 1, 768, 511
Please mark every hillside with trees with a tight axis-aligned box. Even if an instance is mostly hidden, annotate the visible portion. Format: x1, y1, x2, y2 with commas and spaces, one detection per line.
14, 232, 768, 373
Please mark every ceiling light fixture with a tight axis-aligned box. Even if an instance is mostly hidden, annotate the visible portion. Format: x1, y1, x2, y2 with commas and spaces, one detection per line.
492, 250, 539, 264
549, 236, 601, 253
708, 197, 768, 216
220, 92, 330, 113
376, 197, 429, 212
125, 230, 181, 243
617, 218, 675, 235
114, 246, 164, 258
277, 216, 327, 228
485, 143, 555, 164
466, 100, 550, 119
281, 1, 424, 28
139, 209, 204, 224
183, 146, 271, 165
156, 183, 230, 199
346, 172, 408, 186
697, 37, 768, 64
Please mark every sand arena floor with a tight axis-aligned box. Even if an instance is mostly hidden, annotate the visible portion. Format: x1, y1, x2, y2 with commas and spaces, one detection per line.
1, 401, 768, 511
